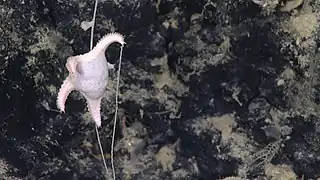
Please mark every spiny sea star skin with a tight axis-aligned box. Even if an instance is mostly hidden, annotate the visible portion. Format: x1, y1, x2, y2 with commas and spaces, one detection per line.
57, 32, 125, 127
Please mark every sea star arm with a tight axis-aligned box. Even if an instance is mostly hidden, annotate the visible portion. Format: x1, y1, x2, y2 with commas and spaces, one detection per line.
57, 77, 75, 112
85, 97, 102, 127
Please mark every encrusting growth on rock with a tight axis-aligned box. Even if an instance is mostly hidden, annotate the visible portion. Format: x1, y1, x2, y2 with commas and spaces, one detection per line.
57, 32, 125, 127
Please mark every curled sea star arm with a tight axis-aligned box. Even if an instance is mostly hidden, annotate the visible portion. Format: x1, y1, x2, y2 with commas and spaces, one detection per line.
57, 76, 75, 112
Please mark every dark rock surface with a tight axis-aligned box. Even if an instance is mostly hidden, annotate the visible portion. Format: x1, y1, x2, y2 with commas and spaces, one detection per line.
1, 0, 320, 179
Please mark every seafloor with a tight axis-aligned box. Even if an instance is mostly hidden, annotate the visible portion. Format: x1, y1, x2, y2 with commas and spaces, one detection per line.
1, 0, 320, 179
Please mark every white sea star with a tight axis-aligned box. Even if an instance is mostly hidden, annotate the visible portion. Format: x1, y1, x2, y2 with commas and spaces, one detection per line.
56, 32, 125, 127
